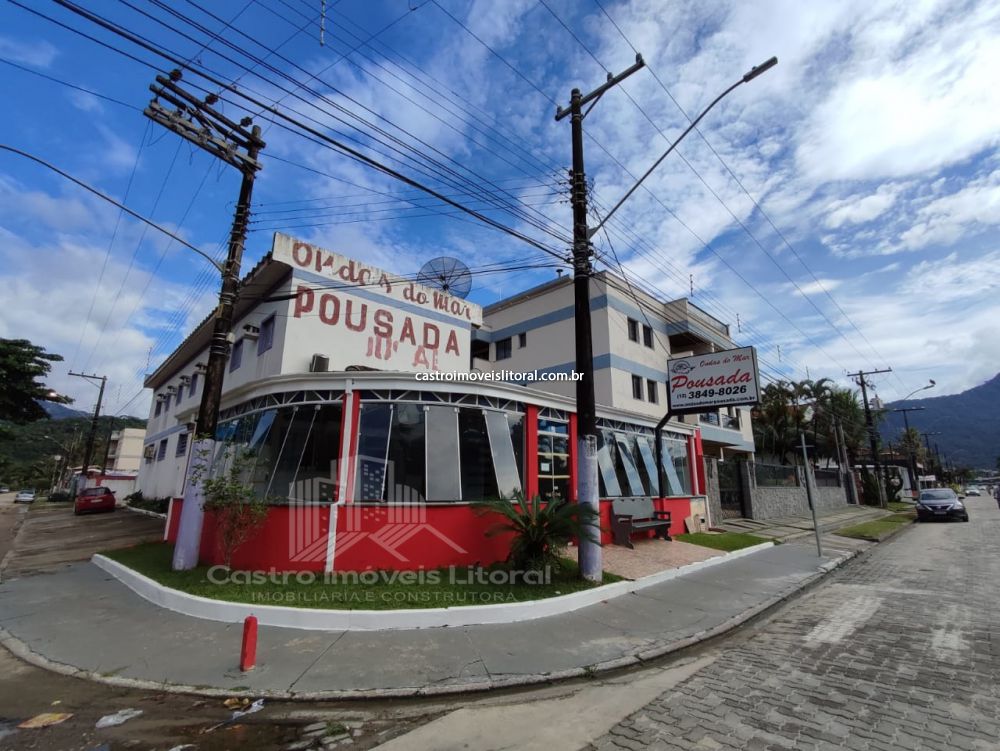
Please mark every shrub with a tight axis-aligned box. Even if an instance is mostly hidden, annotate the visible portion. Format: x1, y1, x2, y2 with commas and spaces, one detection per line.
475, 494, 601, 573
198, 448, 269, 569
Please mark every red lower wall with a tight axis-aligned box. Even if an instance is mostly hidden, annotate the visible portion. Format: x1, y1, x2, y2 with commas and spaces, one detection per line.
165, 497, 694, 573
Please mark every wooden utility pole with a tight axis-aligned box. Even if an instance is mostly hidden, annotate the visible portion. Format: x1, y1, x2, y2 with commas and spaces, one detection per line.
145, 70, 265, 570
145, 70, 265, 439
555, 55, 645, 582
67, 371, 106, 493
848, 368, 891, 507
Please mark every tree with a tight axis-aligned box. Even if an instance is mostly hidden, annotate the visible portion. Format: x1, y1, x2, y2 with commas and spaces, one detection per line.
0, 339, 72, 424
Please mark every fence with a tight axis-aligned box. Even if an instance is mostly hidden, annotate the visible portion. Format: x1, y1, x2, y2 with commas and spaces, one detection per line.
812, 468, 842, 487
754, 463, 799, 487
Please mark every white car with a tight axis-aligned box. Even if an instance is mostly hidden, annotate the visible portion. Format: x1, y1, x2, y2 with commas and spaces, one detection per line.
13, 489, 35, 503
966, 487, 981, 496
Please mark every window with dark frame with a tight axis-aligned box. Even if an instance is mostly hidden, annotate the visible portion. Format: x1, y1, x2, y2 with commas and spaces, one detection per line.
156, 439, 167, 461
154, 400, 162, 417
631, 374, 643, 399
518, 332, 526, 348
176, 433, 189, 457
647, 379, 658, 403
230, 338, 244, 371
189, 373, 199, 398
496, 337, 512, 360
627, 317, 639, 342
643, 324, 653, 348
258, 314, 275, 355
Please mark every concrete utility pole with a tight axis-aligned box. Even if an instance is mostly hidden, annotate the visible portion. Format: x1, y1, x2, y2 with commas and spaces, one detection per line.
145, 70, 265, 570
555, 55, 646, 582
67, 371, 107, 493
848, 368, 891, 507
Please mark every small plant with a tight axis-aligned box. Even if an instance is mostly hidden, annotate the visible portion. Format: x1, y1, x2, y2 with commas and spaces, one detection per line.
200, 447, 269, 569
475, 494, 601, 573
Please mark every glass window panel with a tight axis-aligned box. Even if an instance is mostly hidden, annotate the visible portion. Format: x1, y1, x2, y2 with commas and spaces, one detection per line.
426, 406, 461, 501
538, 434, 553, 454
266, 407, 318, 500
385, 403, 426, 502
507, 412, 524, 486
552, 436, 569, 455
288, 405, 341, 503
615, 433, 646, 496
538, 418, 568, 435
636, 436, 660, 496
597, 431, 622, 497
485, 410, 522, 499
661, 434, 692, 496
459, 408, 498, 501
355, 404, 393, 501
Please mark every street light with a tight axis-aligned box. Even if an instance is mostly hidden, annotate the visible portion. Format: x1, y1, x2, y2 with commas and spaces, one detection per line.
899, 380, 936, 402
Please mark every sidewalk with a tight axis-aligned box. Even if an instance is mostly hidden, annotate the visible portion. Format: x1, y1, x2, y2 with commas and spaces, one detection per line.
0, 541, 859, 700
717, 504, 888, 542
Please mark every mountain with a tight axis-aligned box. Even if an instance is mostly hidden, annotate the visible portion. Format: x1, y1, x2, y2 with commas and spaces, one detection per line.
881, 373, 1000, 470
41, 402, 90, 420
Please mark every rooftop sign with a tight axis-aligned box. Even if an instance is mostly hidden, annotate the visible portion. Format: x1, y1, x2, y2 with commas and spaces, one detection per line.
667, 346, 760, 412
272, 233, 483, 326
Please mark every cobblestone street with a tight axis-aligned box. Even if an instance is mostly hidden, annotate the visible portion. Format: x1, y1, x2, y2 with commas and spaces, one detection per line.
590, 496, 1000, 751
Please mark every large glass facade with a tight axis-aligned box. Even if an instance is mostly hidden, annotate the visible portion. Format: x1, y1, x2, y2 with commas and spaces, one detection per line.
212, 396, 692, 505
597, 427, 692, 498
214, 405, 342, 502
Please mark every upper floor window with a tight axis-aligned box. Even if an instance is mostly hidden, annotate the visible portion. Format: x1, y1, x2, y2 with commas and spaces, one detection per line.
518, 332, 526, 348
157, 439, 168, 461
258, 314, 275, 355
496, 337, 512, 361
627, 318, 639, 342
154, 399, 162, 417
631, 374, 643, 400
176, 433, 189, 457
230, 338, 244, 372
647, 379, 658, 403
643, 324, 653, 348
189, 373, 199, 399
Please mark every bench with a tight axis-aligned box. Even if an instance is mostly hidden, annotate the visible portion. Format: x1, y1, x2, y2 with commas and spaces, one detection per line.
610, 497, 672, 549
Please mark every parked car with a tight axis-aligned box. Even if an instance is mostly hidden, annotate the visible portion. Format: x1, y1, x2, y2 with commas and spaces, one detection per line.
0, 486, 10, 493
916, 488, 968, 522
74, 486, 116, 515
966, 487, 981, 496
13, 489, 35, 503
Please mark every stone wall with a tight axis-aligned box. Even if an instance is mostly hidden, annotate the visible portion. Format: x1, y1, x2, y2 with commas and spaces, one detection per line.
742, 463, 851, 521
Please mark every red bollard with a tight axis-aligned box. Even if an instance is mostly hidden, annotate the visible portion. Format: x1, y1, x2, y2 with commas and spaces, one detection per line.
240, 615, 258, 672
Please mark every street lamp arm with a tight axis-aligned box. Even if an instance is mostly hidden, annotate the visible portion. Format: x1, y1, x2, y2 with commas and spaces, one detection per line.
587, 56, 777, 239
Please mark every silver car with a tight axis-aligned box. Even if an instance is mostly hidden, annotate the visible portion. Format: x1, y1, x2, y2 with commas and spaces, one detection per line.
13, 489, 35, 504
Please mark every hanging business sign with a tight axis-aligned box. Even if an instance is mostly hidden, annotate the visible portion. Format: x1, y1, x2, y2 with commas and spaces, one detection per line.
667, 346, 760, 411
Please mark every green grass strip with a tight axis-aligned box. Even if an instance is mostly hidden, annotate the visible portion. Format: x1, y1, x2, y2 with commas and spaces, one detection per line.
675, 531, 771, 552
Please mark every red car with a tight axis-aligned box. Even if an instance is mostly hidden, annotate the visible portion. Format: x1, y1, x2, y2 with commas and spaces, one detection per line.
74, 486, 116, 515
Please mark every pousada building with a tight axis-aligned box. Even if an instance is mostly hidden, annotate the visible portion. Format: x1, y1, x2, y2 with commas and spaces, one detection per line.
139, 233, 755, 572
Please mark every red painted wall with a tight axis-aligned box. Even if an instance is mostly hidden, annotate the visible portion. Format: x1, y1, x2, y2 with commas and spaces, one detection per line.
199, 504, 332, 572
165, 497, 183, 543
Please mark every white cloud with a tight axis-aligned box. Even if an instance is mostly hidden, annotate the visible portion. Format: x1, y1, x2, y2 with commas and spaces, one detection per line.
899, 169, 1000, 250
0, 35, 58, 68
824, 184, 904, 229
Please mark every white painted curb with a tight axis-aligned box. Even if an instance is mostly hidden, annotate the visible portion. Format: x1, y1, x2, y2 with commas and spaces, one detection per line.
92, 542, 775, 632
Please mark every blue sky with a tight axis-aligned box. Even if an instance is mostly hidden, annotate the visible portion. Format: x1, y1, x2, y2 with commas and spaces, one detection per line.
1, 0, 998, 417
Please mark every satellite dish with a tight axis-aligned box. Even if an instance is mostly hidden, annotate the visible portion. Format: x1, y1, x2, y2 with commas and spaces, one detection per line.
416, 256, 473, 299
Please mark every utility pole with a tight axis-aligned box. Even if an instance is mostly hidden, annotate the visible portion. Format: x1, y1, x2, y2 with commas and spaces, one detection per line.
800, 433, 822, 557
556, 55, 645, 582
145, 70, 265, 570
848, 368, 891, 507
893, 406, 925, 499
68, 371, 107, 493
